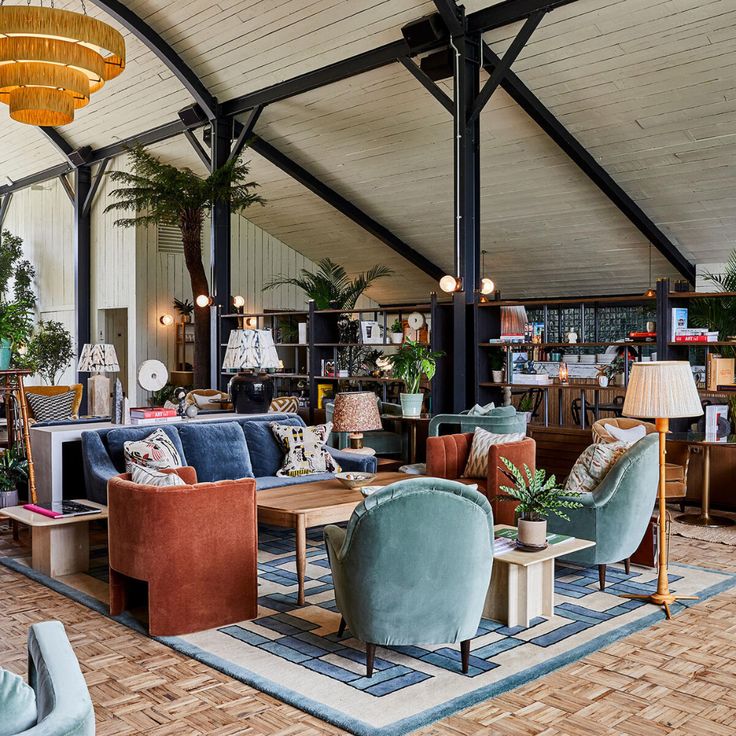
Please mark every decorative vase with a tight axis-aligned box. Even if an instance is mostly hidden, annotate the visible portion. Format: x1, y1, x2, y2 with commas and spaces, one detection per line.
400, 392, 423, 417
518, 518, 547, 548
390, 333, 403, 345
566, 329, 578, 344
0, 488, 19, 509
228, 372, 274, 414
598, 375, 609, 388
0, 338, 11, 370
491, 370, 504, 383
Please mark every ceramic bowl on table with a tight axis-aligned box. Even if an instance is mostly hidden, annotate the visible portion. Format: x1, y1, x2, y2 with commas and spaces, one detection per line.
336, 472, 377, 490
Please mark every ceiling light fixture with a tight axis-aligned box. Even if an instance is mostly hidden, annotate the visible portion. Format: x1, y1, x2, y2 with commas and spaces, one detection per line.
439, 274, 462, 293
0, 1, 126, 126
195, 294, 213, 308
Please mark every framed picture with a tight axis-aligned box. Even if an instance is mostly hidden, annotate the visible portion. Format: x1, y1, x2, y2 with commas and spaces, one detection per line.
360, 320, 384, 344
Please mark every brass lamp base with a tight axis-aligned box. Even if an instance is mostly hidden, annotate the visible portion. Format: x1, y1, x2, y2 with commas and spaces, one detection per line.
348, 432, 365, 450
675, 513, 735, 528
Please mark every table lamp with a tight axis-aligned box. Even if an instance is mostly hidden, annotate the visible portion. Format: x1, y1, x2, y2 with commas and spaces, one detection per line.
622, 361, 703, 619
223, 329, 280, 413
78, 343, 119, 416
332, 391, 382, 454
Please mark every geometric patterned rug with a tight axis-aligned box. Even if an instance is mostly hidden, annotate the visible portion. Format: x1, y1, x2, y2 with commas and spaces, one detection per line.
3, 525, 736, 736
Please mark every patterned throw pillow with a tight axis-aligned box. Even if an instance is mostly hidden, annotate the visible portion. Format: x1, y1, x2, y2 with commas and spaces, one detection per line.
603, 423, 646, 446
130, 464, 186, 487
564, 441, 628, 493
271, 422, 341, 477
461, 426, 527, 479
123, 428, 182, 473
26, 390, 75, 422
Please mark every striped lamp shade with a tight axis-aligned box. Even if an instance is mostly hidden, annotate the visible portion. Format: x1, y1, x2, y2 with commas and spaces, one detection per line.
78, 343, 119, 373
623, 361, 703, 419
222, 329, 280, 371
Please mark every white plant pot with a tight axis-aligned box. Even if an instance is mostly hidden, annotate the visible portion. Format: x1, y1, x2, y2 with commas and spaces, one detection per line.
390, 333, 404, 345
518, 518, 547, 548
400, 392, 423, 417
598, 375, 609, 388
0, 489, 19, 509
491, 370, 504, 383
614, 373, 626, 387
522, 411, 532, 424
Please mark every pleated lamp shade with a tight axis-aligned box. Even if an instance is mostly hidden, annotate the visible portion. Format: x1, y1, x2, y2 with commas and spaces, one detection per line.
222, 329, 280, 371
78, 343, 119, 373
623, 361, 703, 419
332, 392, 382, 433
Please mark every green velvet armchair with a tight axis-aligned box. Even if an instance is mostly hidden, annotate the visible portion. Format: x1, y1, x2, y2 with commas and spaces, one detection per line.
324, 477, 494, 677
546, 433, 659, 590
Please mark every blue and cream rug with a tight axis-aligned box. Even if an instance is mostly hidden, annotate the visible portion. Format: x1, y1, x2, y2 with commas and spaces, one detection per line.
3, 526, 735, 736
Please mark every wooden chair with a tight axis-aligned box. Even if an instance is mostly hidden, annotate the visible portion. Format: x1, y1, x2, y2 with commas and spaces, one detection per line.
24, 384, 83, 421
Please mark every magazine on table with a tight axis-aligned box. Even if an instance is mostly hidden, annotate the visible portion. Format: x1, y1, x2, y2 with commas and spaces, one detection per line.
494, 528, 575, 550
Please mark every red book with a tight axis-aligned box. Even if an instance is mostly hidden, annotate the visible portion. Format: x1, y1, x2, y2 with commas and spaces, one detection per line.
674, 335, 716, 343
129, 407, 177, 418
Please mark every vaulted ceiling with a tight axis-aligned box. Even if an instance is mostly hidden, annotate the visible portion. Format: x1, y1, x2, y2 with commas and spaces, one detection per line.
1, 0, 734, 303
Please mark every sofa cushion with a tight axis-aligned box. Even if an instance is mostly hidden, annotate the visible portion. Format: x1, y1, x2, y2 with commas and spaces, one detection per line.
177, 421, 254, 482
272, 422, 341, 477
122, 428, 183, 473
242, 416, 303, 477
107, 425, 186, 473
461, 426, 527, 479
256, 472, 335, 490
0, 669, 37, 736
131, 464, 186, 487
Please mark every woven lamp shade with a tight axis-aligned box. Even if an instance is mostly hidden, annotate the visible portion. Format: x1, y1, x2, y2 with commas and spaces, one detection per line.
0, 5, 125, 126
78, 343, 119, 373
332, 392, 382, 433
623, 361, 703, 419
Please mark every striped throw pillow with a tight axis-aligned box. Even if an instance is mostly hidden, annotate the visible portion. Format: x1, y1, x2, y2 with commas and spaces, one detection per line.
131, 464, 186, 487
564, 441, 628, 493
26, 391, 75, 422
461, 427, 527, 479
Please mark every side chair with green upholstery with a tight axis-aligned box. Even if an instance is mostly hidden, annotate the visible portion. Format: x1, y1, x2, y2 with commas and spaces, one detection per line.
546, 433, 659, 590
324, 477, 494, 677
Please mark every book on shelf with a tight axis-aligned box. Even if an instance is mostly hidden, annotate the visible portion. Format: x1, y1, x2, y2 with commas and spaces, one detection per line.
706, 355, 735, 391
129, 407, 177, 419
130, 415, 182, 426
511, 373, 552, 385
674, 334, 719, 343
671, 307, 688, 334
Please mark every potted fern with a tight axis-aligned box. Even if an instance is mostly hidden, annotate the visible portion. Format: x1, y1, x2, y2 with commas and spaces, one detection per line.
0, 447, 28, 509
386, 339, 444, 417
496, 458, 583, 548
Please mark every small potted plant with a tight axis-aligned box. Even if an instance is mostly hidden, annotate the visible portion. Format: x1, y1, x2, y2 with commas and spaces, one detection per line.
598, 355, 624, 387
489, 347, 505, 383
386, 339, 444, 417
173, 298, 195, 324
0, 447, 28, 509
389, 318, 404, 345
0, 302, 33, 370
518, 393, 534, 423
495, 458, 582, 548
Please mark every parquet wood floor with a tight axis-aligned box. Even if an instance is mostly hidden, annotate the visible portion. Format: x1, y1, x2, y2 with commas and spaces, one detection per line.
1, 522, 735, 736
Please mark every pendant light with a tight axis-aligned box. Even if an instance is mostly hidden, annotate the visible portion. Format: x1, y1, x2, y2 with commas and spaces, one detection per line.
479, 249, 495, 296
643, 244, 656, 298
0, 0, 125, 126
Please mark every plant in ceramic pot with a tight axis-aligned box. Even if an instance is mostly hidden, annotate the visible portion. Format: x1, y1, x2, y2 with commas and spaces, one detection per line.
489, 347, 505, 383
496, 458, 583, 548
0, 447, 28, 509
517, 393, 534, 424
173, 298, 194, 324
389, 318, 404, 345
386, 339, 444, 417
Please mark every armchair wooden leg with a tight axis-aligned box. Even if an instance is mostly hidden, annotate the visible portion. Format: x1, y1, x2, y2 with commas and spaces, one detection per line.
461, 640, 470, 674
337, 616, 346, 638
366, 643, 376, 678
624, 558, 631, 575
598, 564, 606, 591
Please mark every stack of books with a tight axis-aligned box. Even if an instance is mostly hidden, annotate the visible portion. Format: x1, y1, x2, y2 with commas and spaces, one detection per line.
671, 307, 718, 342
129, 407, 181, 425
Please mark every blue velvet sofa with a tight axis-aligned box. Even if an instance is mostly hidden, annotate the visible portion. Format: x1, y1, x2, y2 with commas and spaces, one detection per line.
81, 413, 376, 504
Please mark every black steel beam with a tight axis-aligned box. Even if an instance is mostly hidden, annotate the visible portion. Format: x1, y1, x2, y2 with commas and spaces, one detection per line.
249, 136, 444, 281
82, 160, 110, 217
39, 127, 75, 162
432, 0, 464, 35
183, 128, 212, 169
74, 165, 92, 411
469, 10, 544, 123
91, 120, 194, 164
467, 0, 579, 34
0, 164, 71, 197
398, 57, 454, 114
58, 174, 75, 204
88, 0, 218, 119
481, 43, 696, 282
228, 105, 263, 164
0, 193, 12, 228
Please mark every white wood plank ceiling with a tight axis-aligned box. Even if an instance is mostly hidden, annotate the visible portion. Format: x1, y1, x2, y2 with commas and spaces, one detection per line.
1, 0, 734, 300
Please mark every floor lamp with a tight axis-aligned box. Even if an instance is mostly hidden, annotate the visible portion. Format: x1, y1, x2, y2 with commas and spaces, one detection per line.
621, 361, 703, 619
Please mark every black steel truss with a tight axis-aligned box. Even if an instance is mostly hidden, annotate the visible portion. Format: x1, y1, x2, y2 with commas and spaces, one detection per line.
82, 160, 110, 217
0, 193, 12, 228
39, 127, 75, 161
58, 174, 75, 204
398, 57, 453, 114
184, 128, 212, 169
228, 106, 263, 165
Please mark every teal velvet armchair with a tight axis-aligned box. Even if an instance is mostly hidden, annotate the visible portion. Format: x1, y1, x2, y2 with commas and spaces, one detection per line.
1, 621, 95, 736
324, 398, 405, 456
428, 406, 527, 437
546, 434, 659, 590
324, 478, 494, 676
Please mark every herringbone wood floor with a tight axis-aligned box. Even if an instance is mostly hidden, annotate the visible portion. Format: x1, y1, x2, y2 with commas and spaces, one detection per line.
1, 522, 735, 736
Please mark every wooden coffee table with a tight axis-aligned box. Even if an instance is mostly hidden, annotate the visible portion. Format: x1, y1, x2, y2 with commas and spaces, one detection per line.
484, 525, 595, 628
0, 501, 107, 577
257, 472, 406, 605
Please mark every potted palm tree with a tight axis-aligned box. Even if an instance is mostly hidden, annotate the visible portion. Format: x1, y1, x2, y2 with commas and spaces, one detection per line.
0, 447, 28, 509
386, 339, 444, 417
496, 458, 582, 548
106, 146, 263, 389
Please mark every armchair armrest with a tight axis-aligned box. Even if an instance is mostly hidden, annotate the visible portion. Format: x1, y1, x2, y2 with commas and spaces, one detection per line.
328, 447, 377, 473
426, 433, 473, 479
324, 524, 347, 562
81, 431, 119, 504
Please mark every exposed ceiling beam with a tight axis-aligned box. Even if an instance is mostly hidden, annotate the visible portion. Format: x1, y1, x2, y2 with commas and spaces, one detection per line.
87, 0, 218, 119
481, 43, 695, 283
82, 160, 110, 216
183, 128, 212, 169
398, 57, 454, 114
229, 106, 263, 165
467, 0, 579, 34
432, 0, 464, 35
0, 193, 13, 228
39, 127, 75, 163
91, 120, 194, 163
249, 136, 444, 282
58, 174, 75, 203
0, 164, 71, 196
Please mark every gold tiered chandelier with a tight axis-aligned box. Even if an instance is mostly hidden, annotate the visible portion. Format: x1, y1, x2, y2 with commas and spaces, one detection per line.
0, 0, 125, 126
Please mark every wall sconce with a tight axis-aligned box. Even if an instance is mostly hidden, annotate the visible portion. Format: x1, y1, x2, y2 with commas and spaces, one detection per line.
559, 361, 569, 384
196, 294, 213, 308
439, 274, 462, 293
159, 313, 174, 326
232, 295, 245, 310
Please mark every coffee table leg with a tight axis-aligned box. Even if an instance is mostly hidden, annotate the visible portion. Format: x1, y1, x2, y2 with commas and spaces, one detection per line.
32, 524, 89, 577
296, 515, 306, 605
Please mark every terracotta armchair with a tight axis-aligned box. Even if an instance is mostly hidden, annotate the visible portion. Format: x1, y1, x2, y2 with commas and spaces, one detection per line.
107, 467, 258, 636
426, 433, 536, 525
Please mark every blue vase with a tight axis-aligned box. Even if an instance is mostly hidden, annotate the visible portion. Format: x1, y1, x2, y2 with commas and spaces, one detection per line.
0, 338, 11, 370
